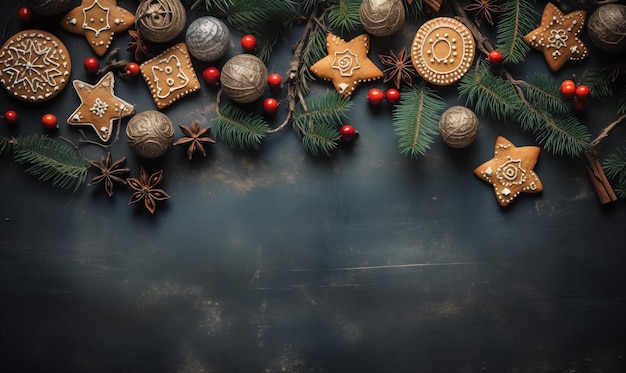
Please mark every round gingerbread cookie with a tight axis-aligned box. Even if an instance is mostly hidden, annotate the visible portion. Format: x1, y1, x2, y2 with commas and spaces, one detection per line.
0, 30, 72, 102
411, 17, 475, 86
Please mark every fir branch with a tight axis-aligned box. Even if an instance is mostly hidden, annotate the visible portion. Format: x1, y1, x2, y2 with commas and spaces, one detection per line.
0, 118, 13, 156
522, 73, 569, 115
495, 0, 537, 64
186, 0, 232, 12
223, 0, 299, 38
300, 122, 340, 157
300, 26, 328, 93
458, 64, 521, 120
327, 0, 361, 35
213, 103, 270, 150
392, 83, 446, 158
12, 135, 89, 192
603, 148, 626, 198
404, 0, 424, 22
618, 90, 626, 116
585, 68, 614, 100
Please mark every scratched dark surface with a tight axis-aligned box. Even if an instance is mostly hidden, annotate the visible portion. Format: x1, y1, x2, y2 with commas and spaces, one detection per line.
1, 1, 626, 372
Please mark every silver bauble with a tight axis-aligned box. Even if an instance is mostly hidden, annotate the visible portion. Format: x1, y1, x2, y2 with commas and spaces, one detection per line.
220, 54, 268, 103
135, 0, 187, 43
27, 0, 71, 16
439, 106, 479, 148
126, 110, 174, 158
359, 0, 405, 37
588, 4, 626, 53
186, 16, 230, 62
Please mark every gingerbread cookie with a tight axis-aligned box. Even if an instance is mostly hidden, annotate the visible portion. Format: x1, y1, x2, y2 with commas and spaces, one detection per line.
140, 43, 201, 109
474, 136, 543, 207
523, 3, 588, 72
61, 0, 135, 57
0, 30, 71, 102
310, 33, 383, 97
67, 71, 135, 142
411, 17, 475, 86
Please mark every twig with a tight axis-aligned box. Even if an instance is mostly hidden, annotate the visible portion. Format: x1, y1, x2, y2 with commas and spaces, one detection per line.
96, 48, 129, 75
59, 136, 79, 150
587, 112, 626, 151
78, 129, 109, 149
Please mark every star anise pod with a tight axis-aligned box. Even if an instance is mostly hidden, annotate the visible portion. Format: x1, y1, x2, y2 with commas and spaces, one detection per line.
378, 48, 418, 89
127, 168, 170, 214
464, 0, 502, 27
172, 120, 216, 160
87, 152, 130, 197
127, 29, 154, 62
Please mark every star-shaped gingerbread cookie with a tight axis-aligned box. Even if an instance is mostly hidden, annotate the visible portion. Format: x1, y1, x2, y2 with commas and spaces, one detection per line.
60, 0, 135, 57
310, 33, 383, 97
67, 71, 135, 142
523, 2, 588, 72
474, 136, 543, 207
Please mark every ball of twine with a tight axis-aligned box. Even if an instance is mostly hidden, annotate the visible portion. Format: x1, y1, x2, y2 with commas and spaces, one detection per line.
359, 0, 405, 37
220, 54, 268, 104
135, 0, 186, 43
126, 110, 174, 159
439, 106, 479, 148
186, 16, 230, 62
588, 4, 626, 53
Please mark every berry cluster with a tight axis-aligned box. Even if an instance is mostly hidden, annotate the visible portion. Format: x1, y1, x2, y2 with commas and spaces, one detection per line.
560, 79, 590, 111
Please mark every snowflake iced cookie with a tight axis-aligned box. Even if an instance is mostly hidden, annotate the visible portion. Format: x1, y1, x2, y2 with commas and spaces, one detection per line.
61, 0, 135, 57
310, 33, 383, 97
67, 71, 135, 142
474, 136, 543, 207
523, 2, 588, 72
0, 30, 71, 102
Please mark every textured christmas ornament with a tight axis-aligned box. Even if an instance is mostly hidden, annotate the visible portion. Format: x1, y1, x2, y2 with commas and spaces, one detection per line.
67, 72, 136, 142
474, 136, 543, 207
126, 110, 174, 158
135, 0, 186, 43
359, 0, 405, 37
310, 33, 383, 97
60, 0, 135, 57
587, 4, 626, 53
411, 17, 475, 86
185, 16, 230, 62
439, 106, 478, 148
0, 30, 71, 102
27, 0, 71, 16
523, 3, 588, 72
220, 54, 268, 103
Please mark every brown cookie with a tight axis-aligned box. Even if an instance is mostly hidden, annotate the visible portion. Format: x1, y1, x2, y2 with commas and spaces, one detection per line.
411, 17, 475, 86
474, 136, 543, 207
523, 2, 588, 72
60, 0, 135, 57
140, 43, 201, 109
0, 30, 71, 102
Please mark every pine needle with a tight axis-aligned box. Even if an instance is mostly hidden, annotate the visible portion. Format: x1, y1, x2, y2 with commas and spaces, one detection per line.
213, 104, 270, 150
603, 148, 626, 198
12, 135, 88, 192
523, 73, 569, 115
392, 83, 446, 158
458, 64, 521, 120
496, 0, 537, 65
327, 0, 361, 35
618, 90, 626, 116
300, 27, 328, 93
585, 68, 614, 100
404, 0, 424, 22
301, 123, 339, 157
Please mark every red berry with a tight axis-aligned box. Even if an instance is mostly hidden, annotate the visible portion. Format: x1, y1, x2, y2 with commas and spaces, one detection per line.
126, 62, 140, 77
263, 97, 278, 114
340, 124, 357, 141
84, 57, 99, 74
385, 88, 401, 104
575, 84, 590, 100
241, 34, 257, 52
367, 88, 385, 105
573, 97, 588, 112
18, 7, 33, 24
560, 80, 576, 99
267, 73, 283, 89
41, 113, 58, 130
488, 50, 503, 65
4, 110, 18, 125
202, 66, 220, 84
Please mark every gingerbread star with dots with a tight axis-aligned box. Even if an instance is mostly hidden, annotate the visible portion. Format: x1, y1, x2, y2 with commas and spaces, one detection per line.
523, 2, 588, 72
474, 136, 543, 207
60, 0, 135, 57
310, 33, 383, 97
67, 72, 135, 142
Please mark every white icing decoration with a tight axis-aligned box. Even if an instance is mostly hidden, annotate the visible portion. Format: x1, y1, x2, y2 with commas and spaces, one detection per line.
547, 29, 568, 49
89, 98, 109, 118
331, 49, 360, 77
82, 0, 111, 37
485, 166, 492, 176
70, 18, 77, 25
338, 82, 349, 93
502, 188, 511, 196
150, 55, 190, 99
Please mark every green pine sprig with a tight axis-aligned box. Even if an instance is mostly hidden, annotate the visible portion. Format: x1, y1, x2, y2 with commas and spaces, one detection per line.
523, 73, 569, 116
0, 117, 12, 156
300, 26, 328, 93
392, 83, 446, 158
495, 0, 537, 64
213, 104, 270, 150
618, 90, 626, 116
327, 0, 361, 35
603, 148, 626, 198
458, 64, 520, 120
404, 0, 424, 22
186, 0, 232, 13
585, 68, 614, 101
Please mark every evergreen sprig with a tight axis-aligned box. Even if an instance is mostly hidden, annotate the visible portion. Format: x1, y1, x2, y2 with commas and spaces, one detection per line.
523, 73, 569, 116
495, 0, 537, 64
0, 118, 12, 156
12, 135, 89, 192
404, 0, 424, 22
392, 83, 446, 158
327, 0, 361, 35
214, 104, 270, 150
618, 90, 626, 116
187, 0, 232, 13
585, 68, 614, 101
458, 64, 520, 120
603, 148, 626, 198
300, 26, 328, 93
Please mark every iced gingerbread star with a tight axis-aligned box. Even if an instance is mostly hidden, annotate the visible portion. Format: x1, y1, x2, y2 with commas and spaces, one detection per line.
474, 136, 543, 207
61, 0, 135, 57
67, 71, 135, 142
523, 2, 588, 72
310, 33, 383, 97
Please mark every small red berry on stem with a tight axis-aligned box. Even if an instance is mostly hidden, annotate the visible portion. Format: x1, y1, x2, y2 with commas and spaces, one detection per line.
340, 125, 357, 141
4, 110, 18, 125
126, 62, 140, 77
241, 34, 257, 52
202, 66, 220, 84
268, 73, 282, 89
573, 97, 588, 112
560, 79, 576, 99
488, 50, 503, 65
41, 113, 58, 130
18, 7, 33, 24
367, 88, 385, 105
84, 57, 99, 74
575, 84, 590, 100
385, 88, 401, 104
263, 97, 278, 114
